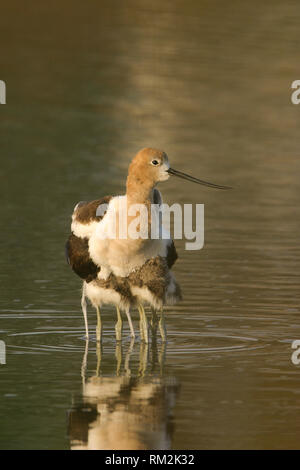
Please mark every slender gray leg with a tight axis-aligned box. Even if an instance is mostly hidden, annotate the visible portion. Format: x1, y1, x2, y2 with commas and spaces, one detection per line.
159, 309, 167, 342
139, 304, 149, 344
125, 308, 135, 339
81, 284, 89, 340
96, 340, 102, 377
96, 306, 102, 342
138, 304, 145, 341
143, 305, 149, 344
115, 306, 123, 342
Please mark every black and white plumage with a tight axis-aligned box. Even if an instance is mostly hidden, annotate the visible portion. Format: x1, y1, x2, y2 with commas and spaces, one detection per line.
66, 147, 230, 342
66, 193, 181, 342
66, 197, 135, 340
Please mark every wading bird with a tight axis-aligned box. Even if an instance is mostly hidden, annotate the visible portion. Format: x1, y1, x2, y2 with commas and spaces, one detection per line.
66, 148, 230, 342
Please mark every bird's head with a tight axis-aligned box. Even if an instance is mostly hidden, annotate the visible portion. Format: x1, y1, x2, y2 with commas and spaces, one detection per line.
127, 147, 232, 190
127, 148, 170, 188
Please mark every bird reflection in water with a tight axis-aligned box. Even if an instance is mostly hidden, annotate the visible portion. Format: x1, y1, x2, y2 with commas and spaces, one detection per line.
68, 339, 179, 450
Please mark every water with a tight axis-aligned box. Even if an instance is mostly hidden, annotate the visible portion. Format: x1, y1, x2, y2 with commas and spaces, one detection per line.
1, 0, 300, 449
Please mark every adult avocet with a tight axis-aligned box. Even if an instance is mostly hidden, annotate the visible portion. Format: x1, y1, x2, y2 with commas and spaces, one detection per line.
66, 148, 230, 342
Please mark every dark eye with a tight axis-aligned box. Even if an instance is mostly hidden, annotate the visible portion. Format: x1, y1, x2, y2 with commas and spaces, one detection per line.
151, 160, 159, 166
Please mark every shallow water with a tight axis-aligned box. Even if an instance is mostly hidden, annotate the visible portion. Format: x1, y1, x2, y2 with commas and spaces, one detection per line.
1, 0, 300, 449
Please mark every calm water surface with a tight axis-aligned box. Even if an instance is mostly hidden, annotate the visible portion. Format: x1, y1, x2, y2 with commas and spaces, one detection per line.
1, 0, 300, 449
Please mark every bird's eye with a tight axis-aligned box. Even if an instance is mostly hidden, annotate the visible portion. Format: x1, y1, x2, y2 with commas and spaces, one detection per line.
151, 160, 159, 166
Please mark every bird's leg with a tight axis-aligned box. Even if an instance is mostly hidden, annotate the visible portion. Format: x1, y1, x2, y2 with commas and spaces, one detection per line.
96, 340, 102, 377
143, 304, 149, 344
140, 304, 149, 344
115, 306, 123, 342
81, 287, 89, 340
96, 306, 102, 342
125, 308, 135, 339
159, 308, 167, 342
150, 308, 159, 336
138, 304, 145, 341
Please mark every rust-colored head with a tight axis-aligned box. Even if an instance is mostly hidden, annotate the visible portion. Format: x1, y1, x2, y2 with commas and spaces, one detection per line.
126, 148, 170, 202
126, 147, 232, 202
128, 148, 170, 184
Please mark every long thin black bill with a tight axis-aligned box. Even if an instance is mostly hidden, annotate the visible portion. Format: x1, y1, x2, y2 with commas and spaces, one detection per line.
167, 168, 232, 190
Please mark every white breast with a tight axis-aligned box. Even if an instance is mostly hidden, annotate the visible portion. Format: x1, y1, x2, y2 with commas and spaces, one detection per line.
88, 195, 172, 278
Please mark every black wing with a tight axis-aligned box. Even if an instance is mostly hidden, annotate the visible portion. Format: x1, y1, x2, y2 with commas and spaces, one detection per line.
66, 233, 99, 283
66, 196, 112, 283
166, 240, 178, 269
152, 188, 178, 269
